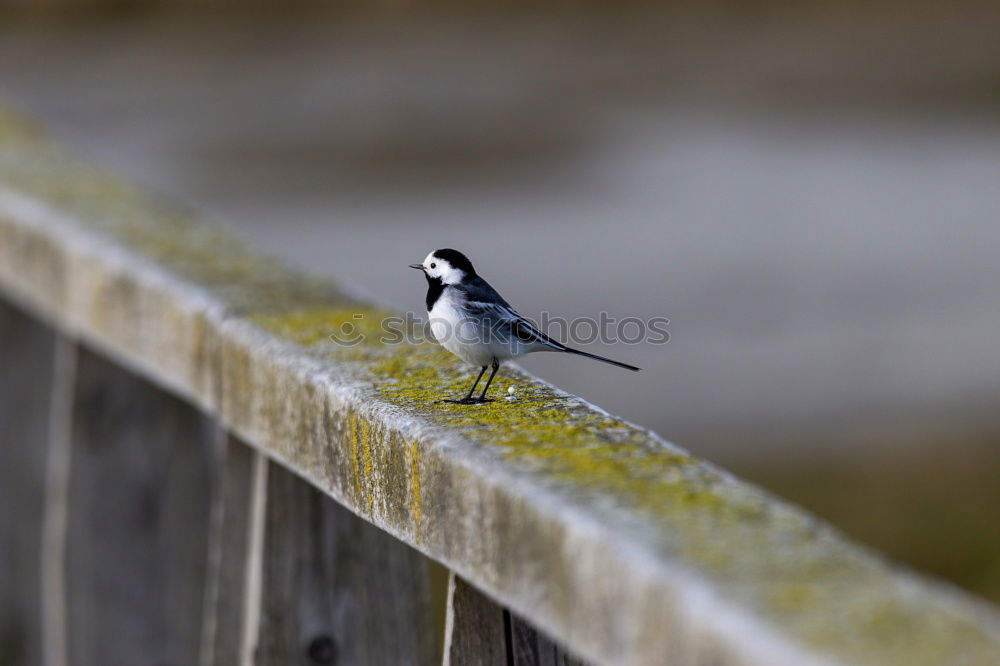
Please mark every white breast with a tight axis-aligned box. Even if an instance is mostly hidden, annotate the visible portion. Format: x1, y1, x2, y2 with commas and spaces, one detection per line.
428, 290, 461, 347
428, 288, 496, 366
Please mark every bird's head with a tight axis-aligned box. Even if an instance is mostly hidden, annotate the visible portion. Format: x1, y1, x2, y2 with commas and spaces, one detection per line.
409, 249, 476, 285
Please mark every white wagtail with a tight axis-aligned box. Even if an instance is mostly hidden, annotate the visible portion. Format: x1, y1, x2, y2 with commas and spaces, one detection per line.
410, 249, 640, 404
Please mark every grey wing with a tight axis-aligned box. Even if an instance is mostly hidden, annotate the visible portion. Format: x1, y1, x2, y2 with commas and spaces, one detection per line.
458, 279, 567, 351
456, 276, 513, 309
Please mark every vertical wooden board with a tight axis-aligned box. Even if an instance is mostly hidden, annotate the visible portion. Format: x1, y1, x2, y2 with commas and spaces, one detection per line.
199, 435, 256, 666
442, 573, 508, 666
64, 347, 216, 666
257, 463, 446, 666
0, 300, 55, 666
440, 573, 589, 666
509, 614, 589, 666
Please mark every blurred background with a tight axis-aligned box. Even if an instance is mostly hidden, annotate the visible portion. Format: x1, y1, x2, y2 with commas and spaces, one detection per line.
2, 1, 998, 601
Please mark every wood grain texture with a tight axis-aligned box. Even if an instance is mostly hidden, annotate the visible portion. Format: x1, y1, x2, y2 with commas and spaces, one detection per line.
199, 434, 257, 666
442, 573, 508, 666
0, 300, 55, 666
64, 347, 216, 666
256, 462, 446, 666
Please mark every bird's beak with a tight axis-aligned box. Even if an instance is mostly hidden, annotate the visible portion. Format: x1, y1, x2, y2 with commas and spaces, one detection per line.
409, 264, 424, 270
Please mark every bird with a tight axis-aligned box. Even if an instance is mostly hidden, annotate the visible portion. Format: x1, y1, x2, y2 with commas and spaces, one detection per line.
410, 248, 640, 405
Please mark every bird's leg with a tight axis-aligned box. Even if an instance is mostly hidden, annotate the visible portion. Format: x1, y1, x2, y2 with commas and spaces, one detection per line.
442, 365, 487, 404
464, 364, 489, 401
477, 358, 501, 402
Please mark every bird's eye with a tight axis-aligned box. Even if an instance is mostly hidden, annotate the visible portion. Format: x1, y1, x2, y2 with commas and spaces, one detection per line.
430, 262, 437, 269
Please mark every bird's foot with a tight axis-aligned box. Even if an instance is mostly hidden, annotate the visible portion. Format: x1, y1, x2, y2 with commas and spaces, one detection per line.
440, 396, 495, 405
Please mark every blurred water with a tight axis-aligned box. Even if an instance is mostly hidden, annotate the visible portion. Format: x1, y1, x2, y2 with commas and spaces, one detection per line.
2, 15, 999, 457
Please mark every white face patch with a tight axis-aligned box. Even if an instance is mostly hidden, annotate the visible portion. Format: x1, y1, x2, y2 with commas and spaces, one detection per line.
422, 252, 465, 285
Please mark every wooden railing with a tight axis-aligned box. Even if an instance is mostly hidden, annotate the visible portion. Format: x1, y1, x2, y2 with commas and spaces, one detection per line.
1, 107, 1000, 666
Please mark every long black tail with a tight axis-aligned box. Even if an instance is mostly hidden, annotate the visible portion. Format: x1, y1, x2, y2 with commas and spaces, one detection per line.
561, 346, 640, 371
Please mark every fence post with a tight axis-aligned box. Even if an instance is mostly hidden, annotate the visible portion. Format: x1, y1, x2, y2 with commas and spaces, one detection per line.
508, 613, 587, 666
442, 573, 508, 666
40, 334, 77, 666
0, 301, 56, 666
199, 434, 260, 666
255, 461, 446, 666
63, 348, 216, 665
442, 572, 589, 666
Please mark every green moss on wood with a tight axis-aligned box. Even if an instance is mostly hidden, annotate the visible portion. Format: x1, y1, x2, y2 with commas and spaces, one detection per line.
250, 306, 396, 348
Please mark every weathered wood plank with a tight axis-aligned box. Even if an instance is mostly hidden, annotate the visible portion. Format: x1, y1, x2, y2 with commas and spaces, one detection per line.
0, 300, 55, 666
442, 573, 509, 666
509, 613, 588, 666
239, 450, 268, 666
39, 334, 77, 666
199, 433, 257, 666
440, 570, 589, 666
64, 347, 216, 666
256, 461, 446, 666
